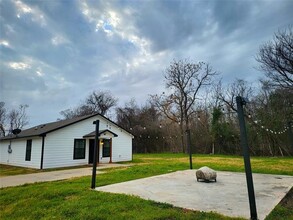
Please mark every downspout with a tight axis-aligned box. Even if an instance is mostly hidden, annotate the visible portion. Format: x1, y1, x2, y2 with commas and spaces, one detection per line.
40, 134, 46, 169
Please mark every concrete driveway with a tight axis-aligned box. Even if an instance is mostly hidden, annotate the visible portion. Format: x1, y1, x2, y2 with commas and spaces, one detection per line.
96, 170, 293, 220
0, 163, 128, 188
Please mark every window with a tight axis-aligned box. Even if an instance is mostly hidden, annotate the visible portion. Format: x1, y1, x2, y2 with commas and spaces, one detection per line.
102, 139, 111, 157
25, 140, 32, 161
73, 139, 86, 159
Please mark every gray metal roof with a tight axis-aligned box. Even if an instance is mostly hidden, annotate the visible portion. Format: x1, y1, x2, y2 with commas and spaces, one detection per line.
0, 113, 128, 141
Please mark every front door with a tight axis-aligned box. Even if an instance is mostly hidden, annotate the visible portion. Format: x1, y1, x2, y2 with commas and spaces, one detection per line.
88, 139, 95, 164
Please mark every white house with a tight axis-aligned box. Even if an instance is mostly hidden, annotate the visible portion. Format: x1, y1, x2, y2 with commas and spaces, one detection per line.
0, 113, 133, 169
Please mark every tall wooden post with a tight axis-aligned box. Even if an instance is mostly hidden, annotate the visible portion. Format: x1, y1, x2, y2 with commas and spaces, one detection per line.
91, 120, 99, 189
236, 96, 257, 220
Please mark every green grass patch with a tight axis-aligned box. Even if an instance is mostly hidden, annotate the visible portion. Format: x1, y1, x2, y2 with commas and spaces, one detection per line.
265, 187, 293, 220
0, 153, 292, 219
2, 153, 292, 177
0, 167, 243, 220
0, 164, 93, 177
0, 164, 40, 176
133, 153, 293, 175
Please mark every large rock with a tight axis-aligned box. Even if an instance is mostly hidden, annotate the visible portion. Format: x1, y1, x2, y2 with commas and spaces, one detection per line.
196, 166, 217, 182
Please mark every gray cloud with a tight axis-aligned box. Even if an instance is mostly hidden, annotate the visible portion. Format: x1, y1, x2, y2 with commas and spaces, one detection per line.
1, 0, 293, 126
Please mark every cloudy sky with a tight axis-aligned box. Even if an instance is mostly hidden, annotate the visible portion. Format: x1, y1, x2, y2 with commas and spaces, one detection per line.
0, 0, 292, 127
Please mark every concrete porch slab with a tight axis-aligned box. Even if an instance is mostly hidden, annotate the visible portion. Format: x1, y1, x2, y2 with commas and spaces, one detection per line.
96, 170, 293, 220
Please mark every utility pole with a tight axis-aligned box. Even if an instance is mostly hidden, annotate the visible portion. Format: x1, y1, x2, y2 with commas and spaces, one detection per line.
236, 96, 258, 220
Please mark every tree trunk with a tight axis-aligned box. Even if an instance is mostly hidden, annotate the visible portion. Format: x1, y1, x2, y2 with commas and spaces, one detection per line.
180, 124, 185, 153
278, 146, 284, 157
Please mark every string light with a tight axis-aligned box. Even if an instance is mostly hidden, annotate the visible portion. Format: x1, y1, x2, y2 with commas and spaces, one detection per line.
130, 108, 292, 141
247, 113, 289, 135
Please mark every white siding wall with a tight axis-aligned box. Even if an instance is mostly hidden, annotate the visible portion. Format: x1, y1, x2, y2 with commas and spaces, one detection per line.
42, 115, 132, 169
0, 138, 42, 169
110, 126, 133, 162
43, 116, 101, 169
0, 115, 133, 169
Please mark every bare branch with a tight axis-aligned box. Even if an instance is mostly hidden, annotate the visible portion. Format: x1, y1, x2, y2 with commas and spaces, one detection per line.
8, 104, 29, 132
217, 79, 254, 113
60, 90, 118, 119
256, 26, 293, 89
0, 102, 6, 137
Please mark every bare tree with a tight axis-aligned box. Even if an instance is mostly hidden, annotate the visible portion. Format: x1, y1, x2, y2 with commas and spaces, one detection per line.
218, 79, 254, 113
116, 99, 166, 153
151, 92, 186, 151
151, 59, 217, 152
59, 104, 93, 120
8, 104, 29, 133
116, 99, 139, 130
256, 26, 293, 89
0, 102, 7, 137
253, 81, 293, 156
86, 91, 118, 116
59, 90, 118, 119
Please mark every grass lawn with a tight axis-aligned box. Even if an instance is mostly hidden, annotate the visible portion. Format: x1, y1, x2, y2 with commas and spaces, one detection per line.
0, 153, 292, 219
0, 164, 91, 177
132, 153, 293, 175
0, 164, 41, 176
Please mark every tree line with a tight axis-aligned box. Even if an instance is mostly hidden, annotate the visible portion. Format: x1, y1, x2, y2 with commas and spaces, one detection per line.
1, 26, 292, 156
